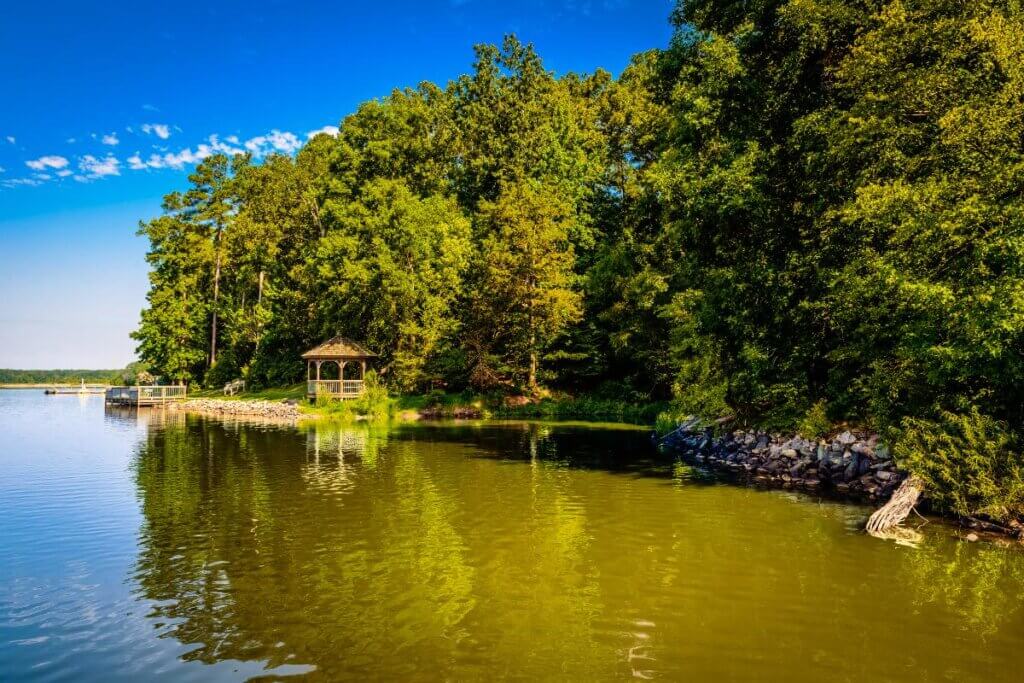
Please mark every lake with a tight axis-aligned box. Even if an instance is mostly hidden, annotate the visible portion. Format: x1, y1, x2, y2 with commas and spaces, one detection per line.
1, 389, 1023, 681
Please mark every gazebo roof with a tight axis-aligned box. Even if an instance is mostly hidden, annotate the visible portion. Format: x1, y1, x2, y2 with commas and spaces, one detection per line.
302, 336, 378, 360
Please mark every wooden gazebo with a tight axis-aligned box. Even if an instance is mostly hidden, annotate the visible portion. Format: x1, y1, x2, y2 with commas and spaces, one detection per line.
302, 336, 378, 400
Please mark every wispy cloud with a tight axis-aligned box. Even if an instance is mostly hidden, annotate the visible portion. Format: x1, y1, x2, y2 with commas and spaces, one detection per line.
244, 129, 302, 156
66, 137, 76, 144
142, 103, 159, 112
306, 125, 339, 139
77, 154, 120, 180
1, 177, 43, 188
141, 123, 171, 140
25, 155, 70, 171
6, 122, 340, 190
6, 136, 15, 144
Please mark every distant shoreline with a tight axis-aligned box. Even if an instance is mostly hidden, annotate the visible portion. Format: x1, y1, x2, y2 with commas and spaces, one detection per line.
0, 384, 108, 389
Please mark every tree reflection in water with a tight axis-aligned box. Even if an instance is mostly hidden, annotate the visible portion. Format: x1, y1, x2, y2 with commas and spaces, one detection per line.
128, 417, 1024, 681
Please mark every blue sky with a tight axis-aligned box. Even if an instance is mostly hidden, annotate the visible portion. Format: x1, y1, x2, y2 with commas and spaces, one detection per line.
0, 0, 674, 369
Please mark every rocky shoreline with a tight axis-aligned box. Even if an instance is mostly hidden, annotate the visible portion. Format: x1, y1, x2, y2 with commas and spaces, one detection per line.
658, 418, 905, 504
172, 398, 304, 421
659, 418, 1024, 541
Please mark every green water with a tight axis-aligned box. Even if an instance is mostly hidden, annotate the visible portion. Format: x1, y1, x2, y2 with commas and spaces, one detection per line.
1, 390, 1023, 681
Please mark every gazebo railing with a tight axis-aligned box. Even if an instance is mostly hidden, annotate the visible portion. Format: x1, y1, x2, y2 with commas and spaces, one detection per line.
308, 379, 364, 399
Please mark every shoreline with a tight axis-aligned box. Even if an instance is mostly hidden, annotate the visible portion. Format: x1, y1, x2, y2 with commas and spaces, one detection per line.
170, 397, 307, 421
165, 397, 1024, 543
659, 419, 1024, 542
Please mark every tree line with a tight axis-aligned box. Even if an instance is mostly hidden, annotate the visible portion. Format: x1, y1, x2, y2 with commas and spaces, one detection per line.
135, 1, 1024, 516
0, 369, 120, 384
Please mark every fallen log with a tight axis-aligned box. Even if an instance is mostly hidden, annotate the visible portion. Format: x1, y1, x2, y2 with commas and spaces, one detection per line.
866, 476, 923, 534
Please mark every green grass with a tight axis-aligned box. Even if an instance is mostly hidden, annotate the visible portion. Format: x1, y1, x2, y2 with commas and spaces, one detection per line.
492, 396, 666, 425
188, 383, 307, 401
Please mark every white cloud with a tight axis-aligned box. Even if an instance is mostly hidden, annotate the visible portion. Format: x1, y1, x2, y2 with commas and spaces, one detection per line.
26, 155, 70, 171
78, 154, 121, 179
141, 123, 171, 140
66, 137, 77, 144
244, 129, 302, 156
142, 103, 159, 112
129, 134, 247, 173
306, 125, 339, 139
6, 136, 15, 144
140, 146, 206, 170
1, 177, 42, 188
4, 125, 311, 189
207, 134, 244, 156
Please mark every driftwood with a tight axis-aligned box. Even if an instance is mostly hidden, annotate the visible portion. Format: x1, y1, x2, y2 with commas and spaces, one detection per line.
866, 476, 924, 534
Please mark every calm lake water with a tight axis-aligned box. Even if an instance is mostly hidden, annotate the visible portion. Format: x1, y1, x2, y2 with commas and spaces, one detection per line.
2, 390, 1023, 681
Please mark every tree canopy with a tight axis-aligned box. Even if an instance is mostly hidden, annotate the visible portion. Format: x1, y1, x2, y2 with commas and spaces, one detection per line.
134, 1, 1024, 463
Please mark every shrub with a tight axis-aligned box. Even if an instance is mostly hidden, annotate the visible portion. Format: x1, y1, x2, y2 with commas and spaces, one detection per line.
313, 371, 394, 421
896, 409, 1024, 521
423, 389, 446, 408
655, 411, 683, 436
797, 400, 832, 440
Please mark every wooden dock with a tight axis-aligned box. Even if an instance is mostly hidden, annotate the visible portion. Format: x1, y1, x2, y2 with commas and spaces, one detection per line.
44, 384, 109, 395
104, 385, 187, 407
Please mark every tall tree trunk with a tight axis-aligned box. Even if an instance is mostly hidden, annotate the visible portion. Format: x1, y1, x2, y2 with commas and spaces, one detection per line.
258, 269, 264, 305
528, 305, 537, 391
210, 246, 221, 369
526, 273, 538, 392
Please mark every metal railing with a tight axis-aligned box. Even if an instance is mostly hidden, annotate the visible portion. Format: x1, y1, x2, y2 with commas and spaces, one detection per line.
138, 385, 187, 401
307, 379, 364, 399
105, 385, 187, 405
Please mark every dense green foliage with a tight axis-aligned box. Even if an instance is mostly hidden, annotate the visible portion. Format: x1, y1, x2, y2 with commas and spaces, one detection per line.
133, 2, 1024, 517
0, 363, 151, 385
897, 410, 1024, 519
0, 369, 121, 384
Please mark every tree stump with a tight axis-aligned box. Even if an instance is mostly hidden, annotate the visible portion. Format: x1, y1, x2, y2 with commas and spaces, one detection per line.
866, 476, 923, 534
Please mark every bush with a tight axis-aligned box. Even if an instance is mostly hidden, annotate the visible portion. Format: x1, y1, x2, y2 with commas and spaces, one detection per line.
493, 395, 665, 424
797, 400, 832, 440
655, 411, 684, 436
896, 409, 1024, 521
423, 389, 447, 408
312, 371, 394, 421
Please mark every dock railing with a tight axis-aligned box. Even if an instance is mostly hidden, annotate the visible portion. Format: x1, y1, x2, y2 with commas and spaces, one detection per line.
105, 385, 187, 406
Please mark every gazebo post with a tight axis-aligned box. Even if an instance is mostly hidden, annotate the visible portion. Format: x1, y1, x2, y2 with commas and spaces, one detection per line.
361, 360, 366, 379
316, 360, 322, 381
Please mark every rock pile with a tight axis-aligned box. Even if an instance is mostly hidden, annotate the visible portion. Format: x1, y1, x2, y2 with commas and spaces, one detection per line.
174, 398, 302, 421
659, 418, 905, 503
